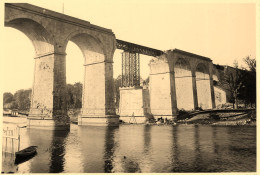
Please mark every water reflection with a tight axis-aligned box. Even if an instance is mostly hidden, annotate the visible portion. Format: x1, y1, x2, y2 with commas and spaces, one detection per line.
140, 125, 152, 172
171, 126, 179, 171
27, 129, 69, 173
103, 126, 118, 173
49, 130, 69, 173
2, 153, 17, 173
226, 126, 256, 171
174, 125, 196, 171
2, 124, 256, 173
112, 125, 143, 173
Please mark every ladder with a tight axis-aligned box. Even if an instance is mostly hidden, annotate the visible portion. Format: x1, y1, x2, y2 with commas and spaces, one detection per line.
129, 112, 137, 124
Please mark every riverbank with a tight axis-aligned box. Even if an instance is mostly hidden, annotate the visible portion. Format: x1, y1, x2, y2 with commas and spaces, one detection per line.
177, 109, 256, 126
2, 116, 27, 127
2, 109, 256, 127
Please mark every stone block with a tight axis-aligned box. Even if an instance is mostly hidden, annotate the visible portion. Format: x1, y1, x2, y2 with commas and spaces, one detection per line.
214, 86, 227, 107
27, 119, 70, 130
119, 87, 150, 123
78, 116, 119, 126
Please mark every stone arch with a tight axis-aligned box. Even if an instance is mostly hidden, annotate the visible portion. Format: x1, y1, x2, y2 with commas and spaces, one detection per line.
175, 58, 192, 76
212, 66, 221, 82
66, 33, 105, 64
196, 62, 209, 79
195, 62, 212, 109
64, 32, 114, 119
5, 18, 55, 55
174, 58, 194, 110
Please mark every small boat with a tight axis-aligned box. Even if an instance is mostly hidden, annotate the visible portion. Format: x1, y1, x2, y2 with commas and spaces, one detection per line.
15, 152, 37, 165
15, 146, 37, 158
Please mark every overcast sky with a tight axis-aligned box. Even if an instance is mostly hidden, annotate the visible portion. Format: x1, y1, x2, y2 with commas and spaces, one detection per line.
1, 0, 256, 93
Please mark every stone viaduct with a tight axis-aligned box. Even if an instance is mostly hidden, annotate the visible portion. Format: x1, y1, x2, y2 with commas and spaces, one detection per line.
4, 3, 226, 129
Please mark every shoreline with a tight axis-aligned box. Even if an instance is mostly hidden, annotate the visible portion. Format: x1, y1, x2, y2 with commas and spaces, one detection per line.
2, 115, 256, 127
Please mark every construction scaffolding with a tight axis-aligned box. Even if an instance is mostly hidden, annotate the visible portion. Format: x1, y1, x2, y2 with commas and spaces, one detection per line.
121, 51, 140, 87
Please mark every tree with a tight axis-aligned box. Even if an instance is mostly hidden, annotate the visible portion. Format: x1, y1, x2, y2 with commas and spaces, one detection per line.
222, 62, 243, 109
238, 70, 256, 107
221, 57, 256, 109
73, 82, 83, 108
240, 56, 256, 107
243, 56, 256, 72
13, 89, 32, 111
66, 82, 82, 109
3, 92, 18, 109
3, 92, 14, 105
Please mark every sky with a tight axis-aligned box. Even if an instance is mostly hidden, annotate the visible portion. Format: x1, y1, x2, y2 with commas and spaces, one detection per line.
0, 0, 257, 94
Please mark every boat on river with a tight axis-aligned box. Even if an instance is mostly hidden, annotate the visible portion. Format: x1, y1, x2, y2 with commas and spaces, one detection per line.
15, 146, 37, 158
15, 146, 38, 165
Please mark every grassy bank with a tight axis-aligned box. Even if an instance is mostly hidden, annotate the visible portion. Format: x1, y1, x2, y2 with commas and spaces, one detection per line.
177, 109, 256, 126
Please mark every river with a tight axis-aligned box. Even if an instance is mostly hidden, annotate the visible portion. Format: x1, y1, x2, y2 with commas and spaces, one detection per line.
2, 124, 256, 173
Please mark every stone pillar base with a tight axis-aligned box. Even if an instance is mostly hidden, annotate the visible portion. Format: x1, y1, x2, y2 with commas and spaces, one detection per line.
153, 115, 177, 121
27, 118, 70, 130
119, 116, 147, 124
78, 115, 119, 126
119, 87, 151, 124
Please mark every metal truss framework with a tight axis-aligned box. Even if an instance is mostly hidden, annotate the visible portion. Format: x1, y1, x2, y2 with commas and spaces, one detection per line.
121, 52, 140, 87
116, 39, 164, 57
117, 39, 163, 87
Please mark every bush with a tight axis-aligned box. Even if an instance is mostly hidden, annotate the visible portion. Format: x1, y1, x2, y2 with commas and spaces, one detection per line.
210, 113, 220, 120
177, 109, 190, 120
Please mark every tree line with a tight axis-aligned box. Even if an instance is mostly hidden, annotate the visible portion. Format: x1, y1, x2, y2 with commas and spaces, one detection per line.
220, 56, 256, 108
3, 89, 32, 111
3, 83, 83, 112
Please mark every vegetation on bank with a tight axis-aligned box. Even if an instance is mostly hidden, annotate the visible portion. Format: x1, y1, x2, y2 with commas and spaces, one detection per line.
3, 89, 31, 112
219, 56, 256, 109
176, 108, 256, 126
3, 83, 83, 114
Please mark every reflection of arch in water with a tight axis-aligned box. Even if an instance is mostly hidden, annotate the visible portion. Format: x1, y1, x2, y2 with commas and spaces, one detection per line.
174, 58, 194, 110
138, 125, 152, 172
103, 126, 118, 173
78, 126, 118, 173
78, 126, 106, 172
143, 125, 151, 155
170, 126, 179, 172
26, 129, 69, 173
148, 126, 174, 172
175, 125, 196, 171
49, 131, 69, 173
195, 63, 212, 109
111, 126, 145, 173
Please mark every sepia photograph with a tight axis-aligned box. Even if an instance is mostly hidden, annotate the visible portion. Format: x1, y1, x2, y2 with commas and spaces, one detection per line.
1, 0, 257, 173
